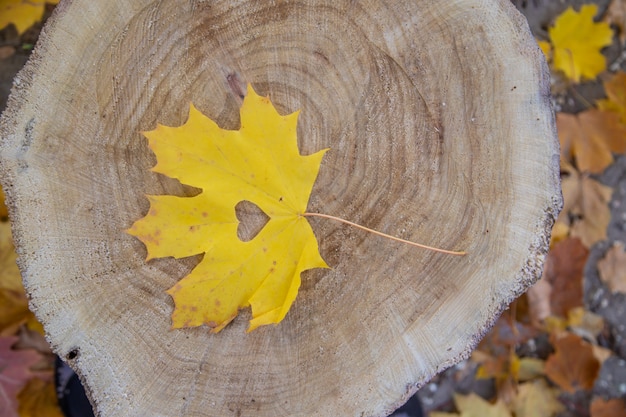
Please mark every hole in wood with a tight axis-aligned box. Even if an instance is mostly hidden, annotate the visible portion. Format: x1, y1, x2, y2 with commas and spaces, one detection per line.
66, 349, 79, 361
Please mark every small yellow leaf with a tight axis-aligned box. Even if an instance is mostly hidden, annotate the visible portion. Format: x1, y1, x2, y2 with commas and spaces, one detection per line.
0, 0, 59, 35
549, 5, 613, 82
128, 85, 329, 332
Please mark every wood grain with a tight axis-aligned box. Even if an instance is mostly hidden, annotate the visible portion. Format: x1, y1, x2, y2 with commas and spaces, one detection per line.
0, 1, 561, 416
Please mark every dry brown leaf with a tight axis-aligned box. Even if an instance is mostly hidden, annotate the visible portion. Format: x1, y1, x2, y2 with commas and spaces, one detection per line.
557, 110, 626, 174
513, 379, 564, 417
590, 397, 626, 417
597, 241, 626, 294
545, 332, 600, 393
591, 345, 613, 364
529, 238, 587, 323
557, 164, 612, 248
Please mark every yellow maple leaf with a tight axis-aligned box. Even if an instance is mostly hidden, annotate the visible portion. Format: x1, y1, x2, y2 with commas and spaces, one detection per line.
128, 85, 329, 332
548, 4, 613, 82
0, 0, 59, 35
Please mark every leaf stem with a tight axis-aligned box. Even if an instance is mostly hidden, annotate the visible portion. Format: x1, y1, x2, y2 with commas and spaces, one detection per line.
302, 212, 466, 256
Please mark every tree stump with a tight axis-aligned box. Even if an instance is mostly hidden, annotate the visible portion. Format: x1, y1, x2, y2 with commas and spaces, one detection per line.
0, 1, 561, 416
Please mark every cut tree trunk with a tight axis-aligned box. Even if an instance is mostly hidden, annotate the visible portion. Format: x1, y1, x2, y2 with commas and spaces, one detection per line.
0, 1, 561, 416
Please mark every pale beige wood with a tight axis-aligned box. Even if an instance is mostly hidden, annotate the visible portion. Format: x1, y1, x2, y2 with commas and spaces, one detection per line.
0, 1, 561, 416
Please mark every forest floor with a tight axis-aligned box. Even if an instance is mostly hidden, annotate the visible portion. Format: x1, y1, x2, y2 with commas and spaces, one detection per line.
1, 1, 626, 417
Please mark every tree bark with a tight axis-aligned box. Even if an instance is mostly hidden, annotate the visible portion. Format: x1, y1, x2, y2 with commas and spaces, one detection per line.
0, 1, 561, 416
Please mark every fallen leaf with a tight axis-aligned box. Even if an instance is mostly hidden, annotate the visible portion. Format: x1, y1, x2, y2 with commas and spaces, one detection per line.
513, 379, 564, 417
545, 238, 587, 317
590, 397, 626, 417
597, 71, 626, 124
549, 221, 570, 247
0, 221, 22, 293
16, 378, 64, 417
0, 185, 8, 219
557, 111, 626, 174
557, 163, 612, 248
605, 0, 626, 44
548, 4, 613, 82
597, 241, 626, 294
567, 307, 605, 339
527, 274, 552, 326
545, 332, 600, 393
0, 290, 31, 336
128, 84, 328, 332
527, 238, 587, 326
517, 358, 545, 382
0, 0, 59, 35
591, 345, 613, 364
0, 336, 41, 417
453, 393, 512, 417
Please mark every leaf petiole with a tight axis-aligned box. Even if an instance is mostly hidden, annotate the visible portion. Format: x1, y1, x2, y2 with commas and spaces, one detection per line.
302, 212, 466, 256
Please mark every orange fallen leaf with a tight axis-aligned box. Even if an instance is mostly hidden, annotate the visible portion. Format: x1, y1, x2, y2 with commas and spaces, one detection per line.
597, 71, 626, 124
547, 5, 613, 82
128, 85, 329, 332
590, 397, 626, 417
545, 332, 600, 393
16, 378, 64, 417
557, 110, 626, 174
0, 0, 60, 35
597, 241, 626, 294
0, 185, 8, 219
